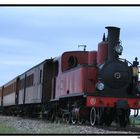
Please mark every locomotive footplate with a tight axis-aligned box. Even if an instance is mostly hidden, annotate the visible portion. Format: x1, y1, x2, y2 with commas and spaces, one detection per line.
86, 96, 140, 109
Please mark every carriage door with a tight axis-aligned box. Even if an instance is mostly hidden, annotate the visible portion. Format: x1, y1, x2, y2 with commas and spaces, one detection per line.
15, 77, 19, 105
42, 60, 55, 103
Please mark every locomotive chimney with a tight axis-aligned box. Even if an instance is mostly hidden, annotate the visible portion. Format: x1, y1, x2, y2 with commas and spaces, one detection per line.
105, 26, 120, 61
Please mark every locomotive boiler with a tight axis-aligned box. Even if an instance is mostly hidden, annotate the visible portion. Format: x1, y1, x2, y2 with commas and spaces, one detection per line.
0, 26, 140, 128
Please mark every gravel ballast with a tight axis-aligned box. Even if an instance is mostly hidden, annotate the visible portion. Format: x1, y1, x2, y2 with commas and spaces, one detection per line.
0, 115, 137, 134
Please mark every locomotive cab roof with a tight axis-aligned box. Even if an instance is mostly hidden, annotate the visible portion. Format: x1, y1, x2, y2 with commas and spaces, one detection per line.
57, 50, 97, 72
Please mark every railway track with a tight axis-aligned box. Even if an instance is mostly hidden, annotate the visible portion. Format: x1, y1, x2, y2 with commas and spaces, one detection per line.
0, 115, 139, 134
50, 118, 140, 134
95, 125, 140, 134
45, 116, 140, 134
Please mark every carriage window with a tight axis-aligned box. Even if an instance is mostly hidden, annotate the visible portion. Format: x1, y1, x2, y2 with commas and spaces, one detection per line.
26, 74, 34, 87
40, 70, 42, 83
3, 82, 16, 95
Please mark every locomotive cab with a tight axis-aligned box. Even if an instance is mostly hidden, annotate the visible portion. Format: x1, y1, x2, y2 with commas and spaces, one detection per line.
53, 51, 98, 99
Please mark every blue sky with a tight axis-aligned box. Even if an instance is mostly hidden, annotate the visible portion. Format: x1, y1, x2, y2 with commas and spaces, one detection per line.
0, 6, 140, 85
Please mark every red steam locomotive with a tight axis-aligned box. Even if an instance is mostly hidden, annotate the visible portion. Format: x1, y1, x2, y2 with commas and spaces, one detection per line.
0, 26, 140, 127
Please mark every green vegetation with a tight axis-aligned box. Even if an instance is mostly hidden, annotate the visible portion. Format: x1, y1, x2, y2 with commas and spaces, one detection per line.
0, 117, 140, 134
130, 116, 140, 126
0, 122, 75, 134
0, 123, 19, 134
0, 123, 26, 135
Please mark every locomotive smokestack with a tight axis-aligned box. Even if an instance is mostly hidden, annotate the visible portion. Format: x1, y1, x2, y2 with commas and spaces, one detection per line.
105, 26, 120, 61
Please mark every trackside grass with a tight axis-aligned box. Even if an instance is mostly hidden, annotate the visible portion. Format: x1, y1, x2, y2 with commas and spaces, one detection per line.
130, 116, 140, 126
0, 115, 138, 134
0, 122, 74, 134
0, 123, 19, 134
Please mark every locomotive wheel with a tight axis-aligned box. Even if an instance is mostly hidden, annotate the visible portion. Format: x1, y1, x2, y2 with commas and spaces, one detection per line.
66, 114, 71, 124
118, 109, 129, 127
62, 114, 71, 124
104, 116, 113, 126
78, 117, 85, 125
51, 113, 55, 122
104, 114, 113, 127
90, 107, 96, 126
71, 114, 77, 124
104, 108, 114, 127
96, 108, 104, 125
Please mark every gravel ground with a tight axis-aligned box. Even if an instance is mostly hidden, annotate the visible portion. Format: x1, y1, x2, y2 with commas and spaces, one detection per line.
0, 115, 137, 134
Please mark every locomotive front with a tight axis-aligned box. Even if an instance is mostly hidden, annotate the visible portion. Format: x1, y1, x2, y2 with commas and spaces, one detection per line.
90, 26, 140, 127
93, 27, 140, 126
97, 27, 140, 96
